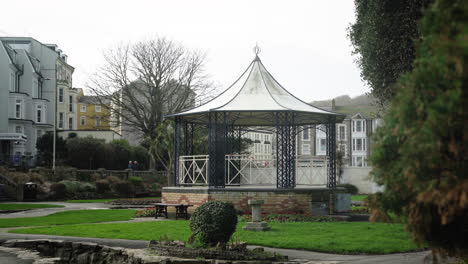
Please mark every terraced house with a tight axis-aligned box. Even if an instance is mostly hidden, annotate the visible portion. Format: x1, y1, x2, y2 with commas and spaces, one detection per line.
0, 37, 73, 166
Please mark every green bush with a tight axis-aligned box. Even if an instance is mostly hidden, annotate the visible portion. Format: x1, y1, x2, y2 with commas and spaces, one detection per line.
114, 182, 135, 197
189, 201, 238, 247
337, 184, 359, 195
50, 183, 66, 199
128, 176, 143, 186
28, 173, 44, 184
95, 179, 110, 194
106, 176, 122, 185
60, 180, 96, 196
367, 0, 467, 258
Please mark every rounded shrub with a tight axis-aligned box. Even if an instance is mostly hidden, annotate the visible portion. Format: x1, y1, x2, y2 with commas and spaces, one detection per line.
189, 201, 238, 247
50, 183, 66, 199
95, 179, 110, 194
337, 183, 359, 195
128, 176, 143, 186
114, 182, 135, 197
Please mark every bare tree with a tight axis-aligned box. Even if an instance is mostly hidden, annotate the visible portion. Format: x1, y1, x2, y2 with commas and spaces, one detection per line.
87, 37, 215, 176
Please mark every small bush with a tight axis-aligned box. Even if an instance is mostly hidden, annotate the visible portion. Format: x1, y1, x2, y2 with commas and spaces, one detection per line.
60, 180, 96, 196
50, 183, 66, 199
134, 207, 156, 217
90, 173, 101, 182
28, 173, 44, 184
106, 176, 122, 185
95, 179, 110, 194
189, 201, 238, 247
129, 176, 143, 186
337, 184, 359, 195
114, 182, 135, 197
10, 173, 30, 184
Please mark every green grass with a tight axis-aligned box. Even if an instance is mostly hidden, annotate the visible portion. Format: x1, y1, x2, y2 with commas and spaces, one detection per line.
64, 197, 161, 203
10, 221, 422, 254
351, 195, 368, 201
0, 209, 136, 228
0, 204, 64, 210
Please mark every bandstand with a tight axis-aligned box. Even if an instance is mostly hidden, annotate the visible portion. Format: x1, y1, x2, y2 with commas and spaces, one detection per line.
163, 49, 345, 214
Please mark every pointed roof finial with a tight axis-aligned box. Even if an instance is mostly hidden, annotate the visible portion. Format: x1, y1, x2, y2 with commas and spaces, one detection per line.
253, 43, 261, 57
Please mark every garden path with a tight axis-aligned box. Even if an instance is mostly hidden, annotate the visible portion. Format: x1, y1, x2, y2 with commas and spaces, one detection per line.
0, 202, 111, 218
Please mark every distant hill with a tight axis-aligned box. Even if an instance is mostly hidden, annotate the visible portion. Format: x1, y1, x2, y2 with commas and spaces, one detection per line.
310, 94, 379, 117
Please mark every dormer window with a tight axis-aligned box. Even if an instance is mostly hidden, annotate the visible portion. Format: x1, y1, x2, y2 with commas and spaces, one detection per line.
352, 119, 366, 133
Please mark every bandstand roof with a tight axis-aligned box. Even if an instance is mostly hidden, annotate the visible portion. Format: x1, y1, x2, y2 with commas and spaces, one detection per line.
166, 54, 345, 126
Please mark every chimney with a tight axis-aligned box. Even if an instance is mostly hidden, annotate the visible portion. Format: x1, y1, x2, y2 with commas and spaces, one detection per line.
331, 99, 336, 111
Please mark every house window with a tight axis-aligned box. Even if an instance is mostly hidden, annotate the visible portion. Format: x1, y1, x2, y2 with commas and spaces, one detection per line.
352, 138, 366, 151
95, 116, 101, 127
36, 129, 43, 140
58, 88, 64, 103
69, 96, 73, 112
15, 99, 22, 119
15, 126, 22, 133
58, 112, 64, 129
80, 104, 86, 112
95, 105, 101, 112
80, 116, 85, 126
302, 144, 311, 155
303, 127, 310, 140
36, 105, 43, 123
338, 125, 346, 140
353, 120, 366, 133
319, 138, 327, 152
68, 117, 73, 130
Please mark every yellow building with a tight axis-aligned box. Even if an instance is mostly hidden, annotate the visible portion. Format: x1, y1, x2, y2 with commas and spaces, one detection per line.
76, 89, 111, 130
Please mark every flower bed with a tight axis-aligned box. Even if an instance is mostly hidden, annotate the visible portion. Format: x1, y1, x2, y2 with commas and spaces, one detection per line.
240, 212, 337, 222
107, 198, 160, 205
134, 207, 157, 217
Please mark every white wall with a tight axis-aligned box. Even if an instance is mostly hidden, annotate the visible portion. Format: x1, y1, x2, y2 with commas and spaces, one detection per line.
340, 167, 383, 194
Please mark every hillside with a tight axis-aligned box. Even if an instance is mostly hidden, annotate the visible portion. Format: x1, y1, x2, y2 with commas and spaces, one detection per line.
310, 94, 379, 117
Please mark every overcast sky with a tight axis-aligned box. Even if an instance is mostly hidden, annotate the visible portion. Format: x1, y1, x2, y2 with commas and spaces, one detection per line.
1, 0, 368, 101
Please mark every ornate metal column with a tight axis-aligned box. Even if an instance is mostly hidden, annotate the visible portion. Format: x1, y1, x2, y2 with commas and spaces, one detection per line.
183, 122, 194, 156
275, 112, 297, 189
174, 117, 182, 186
208, 112, 227, 188
326, 116, 337, 189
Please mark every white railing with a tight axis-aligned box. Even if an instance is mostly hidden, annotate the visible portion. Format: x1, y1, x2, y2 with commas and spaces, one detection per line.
179, 155, 209, 185
178, 154, 328, 186
225, 154, 276, 185
296, 156, 328, 185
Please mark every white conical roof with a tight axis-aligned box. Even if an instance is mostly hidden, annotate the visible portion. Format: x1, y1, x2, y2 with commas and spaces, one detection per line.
167, 56, 344, 126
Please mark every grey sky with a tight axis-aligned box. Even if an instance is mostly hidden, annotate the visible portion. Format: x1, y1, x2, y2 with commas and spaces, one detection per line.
1, 0, 368, 101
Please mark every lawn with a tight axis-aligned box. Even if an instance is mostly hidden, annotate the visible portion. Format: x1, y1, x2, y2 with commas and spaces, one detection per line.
0, 204, 64, 210
10, 221, 422, 254
351, 195, 368, 201
64, 197, 161, 203
0, 209, 136, 228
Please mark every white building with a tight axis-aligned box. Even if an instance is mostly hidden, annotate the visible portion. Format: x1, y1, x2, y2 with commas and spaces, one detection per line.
0, 37, 74, 166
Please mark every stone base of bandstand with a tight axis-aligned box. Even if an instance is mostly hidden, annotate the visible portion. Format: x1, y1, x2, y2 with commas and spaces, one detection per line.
162, 185, 345, 214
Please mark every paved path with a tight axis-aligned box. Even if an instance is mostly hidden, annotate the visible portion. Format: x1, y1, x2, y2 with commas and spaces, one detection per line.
0, 202, 112, 218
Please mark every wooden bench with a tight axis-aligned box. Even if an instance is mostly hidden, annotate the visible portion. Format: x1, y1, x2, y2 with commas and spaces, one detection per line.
154, 203, 193, 220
